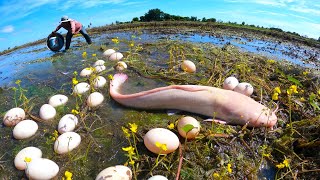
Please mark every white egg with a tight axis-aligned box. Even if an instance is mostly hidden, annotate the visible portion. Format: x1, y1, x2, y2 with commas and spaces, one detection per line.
177, 116, 201, 139
80, 68, 93, 77
39, 104, 56, 121
223, 76, 239, 90
95, 65, 106, 73
181, 60, 196, 73
73, 82, 90, 95
58, 114, 78, 134
148, 175, 169, 180
13, 120, 38, 140
103, 49, 116, 58
87, 92, 104, 107
95, 165, 132, 180
93, 76, 107, 89
48, 94, 68, 107
93, 59, 105, 67
54, 132, 81, 154
109, 52, 123, 61
233, 82, 254, 96
25, 158, 59, 180
14, 147, 42, 170
3, 107, 25, 127
144, 128, 179, 154
116, 61, 128, 71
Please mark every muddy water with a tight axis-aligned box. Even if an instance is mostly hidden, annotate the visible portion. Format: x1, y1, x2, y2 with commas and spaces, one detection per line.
0, 30, 319, 178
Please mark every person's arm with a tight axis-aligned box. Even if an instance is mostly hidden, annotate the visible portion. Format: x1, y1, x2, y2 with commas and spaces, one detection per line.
53, 24, 62, 33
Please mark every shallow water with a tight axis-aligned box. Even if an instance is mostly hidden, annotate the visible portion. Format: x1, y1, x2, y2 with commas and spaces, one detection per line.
0, 29, 319, 178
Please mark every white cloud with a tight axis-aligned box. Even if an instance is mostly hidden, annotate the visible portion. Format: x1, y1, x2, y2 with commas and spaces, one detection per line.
58, 0, 126, 10
0, 25, 14, 33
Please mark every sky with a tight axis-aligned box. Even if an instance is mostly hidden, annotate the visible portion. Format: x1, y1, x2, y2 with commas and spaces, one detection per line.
0, 0, 319, 52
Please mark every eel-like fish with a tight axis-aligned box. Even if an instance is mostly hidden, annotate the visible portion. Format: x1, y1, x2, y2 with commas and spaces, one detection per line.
109, 73, 277, 128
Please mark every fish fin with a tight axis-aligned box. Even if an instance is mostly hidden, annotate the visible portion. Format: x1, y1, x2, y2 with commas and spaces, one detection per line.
204, 118, 227, 124
166, 109, 181, 116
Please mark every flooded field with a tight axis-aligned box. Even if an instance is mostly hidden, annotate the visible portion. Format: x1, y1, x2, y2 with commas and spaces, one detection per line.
0, 27, 319, 179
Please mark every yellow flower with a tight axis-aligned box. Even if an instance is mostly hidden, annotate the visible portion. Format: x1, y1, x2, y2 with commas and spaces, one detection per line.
82, 51, 87, 58
129, 160, 135, 165
92, 53, 96, 57
72, 78, 78, 85
302, 71, 309, 75
122, 127, 131, 138
227, 163, 232, 173
71, 109, 79, 115
112, 38, 119, 44
267, 59, 276, 64
274, 87, 281, 94
65, 170, 73, 180
108, 74, 114, 80
15, 79, 21, 85
283, 159, 290, 167
276, 163, 285, 169
129, 42, 134, 47
287, 85, 298, 95
213, 173, 220, 178
318, 90, 320, 95
262, 153, 270, 157
300, 97, 306, 102
167, 123, 175, 129
155, 142, 168, 151
24, 157, 32, 163
129, 123, 138, 133
73, 71, 78, 76
272, 93, 279, 101
122, 146, 135, 155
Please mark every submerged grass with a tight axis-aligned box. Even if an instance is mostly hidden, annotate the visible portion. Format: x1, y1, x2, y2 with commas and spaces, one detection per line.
0, 26, 319, 179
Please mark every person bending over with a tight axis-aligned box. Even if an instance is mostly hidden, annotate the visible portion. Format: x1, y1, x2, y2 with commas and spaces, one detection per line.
52, 16, 92, 51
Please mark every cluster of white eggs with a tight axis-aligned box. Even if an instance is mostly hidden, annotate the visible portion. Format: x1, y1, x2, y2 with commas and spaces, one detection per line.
223, 76, 254, 96
1, 49, 130, 179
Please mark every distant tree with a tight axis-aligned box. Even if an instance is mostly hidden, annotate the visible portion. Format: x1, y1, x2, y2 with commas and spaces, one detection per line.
207, 18, 216, 22
318, 37, 320, 41
241, 21, 245, 25
202, 17, 207, 22
132, 17, 139, 22
190, 16, 198, 21
143, 8, 165, 21
140, 16, 145, 22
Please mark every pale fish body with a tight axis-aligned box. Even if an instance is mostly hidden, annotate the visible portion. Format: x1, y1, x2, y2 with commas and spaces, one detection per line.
109, 74, 277, 128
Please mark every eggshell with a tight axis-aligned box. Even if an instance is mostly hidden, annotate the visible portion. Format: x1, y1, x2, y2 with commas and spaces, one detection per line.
144, 128, 179, 154
223, 76, 239, 90
80, 68, 93, 77
13, 120, 38, 139
3, 107, 25, 127
39, 104, 56, 121
48, 94, 68, 107
116, 61, 128, 71
58, 114, 78, 134
148, 175, 169, 180
25, 158, 59, 179
95, 65, 106, 73
93, 76, 107, 89
109, 52, 123, 61
54, 132, 81, 154
14, 147, 42, 170
87, 92, 104, 107
233, 82, 254, 96
93, 59, 105, 66
103, 49, 116, 58
73, 82, 90, 95
181, 60, 196, 73
177, 116, 201, 139
95, 165, 132, 180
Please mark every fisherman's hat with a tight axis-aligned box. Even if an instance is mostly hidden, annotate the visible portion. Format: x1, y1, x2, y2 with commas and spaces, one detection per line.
60, 15, 71, 22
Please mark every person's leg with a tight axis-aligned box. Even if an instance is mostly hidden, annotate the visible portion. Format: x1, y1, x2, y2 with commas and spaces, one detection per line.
65, 31, 73, 50
79, 26, 92, 44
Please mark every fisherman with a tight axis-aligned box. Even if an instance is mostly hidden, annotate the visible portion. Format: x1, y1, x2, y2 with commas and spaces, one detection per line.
52, 16, 92, 51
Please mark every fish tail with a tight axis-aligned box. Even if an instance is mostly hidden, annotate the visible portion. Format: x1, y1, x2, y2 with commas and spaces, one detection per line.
111, 73, 128, 89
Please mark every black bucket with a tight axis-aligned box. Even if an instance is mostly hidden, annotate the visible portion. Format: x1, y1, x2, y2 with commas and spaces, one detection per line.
46, 33, 64, 52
